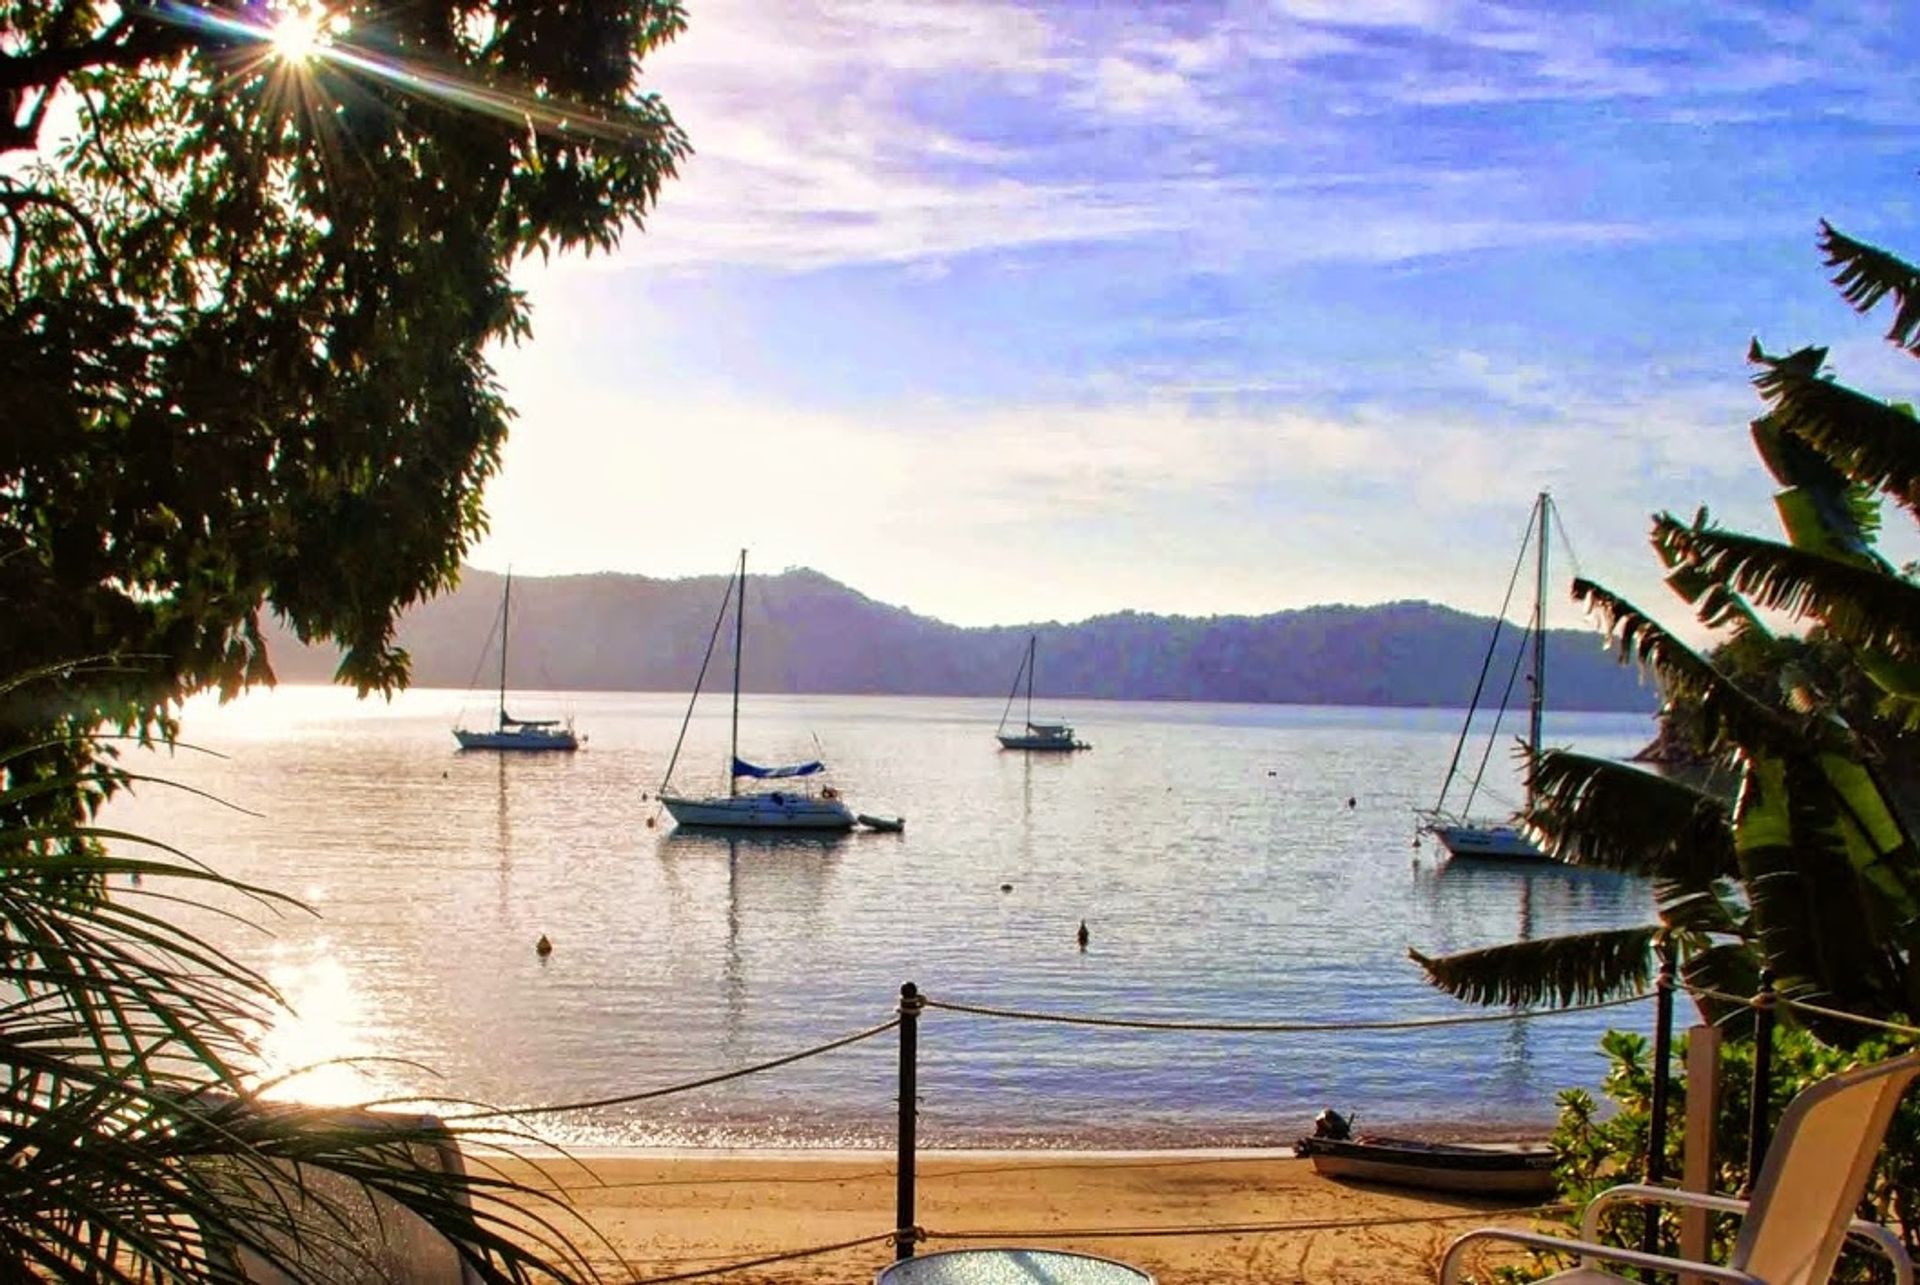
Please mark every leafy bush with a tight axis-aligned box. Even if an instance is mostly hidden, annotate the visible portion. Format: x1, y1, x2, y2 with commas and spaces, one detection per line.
1493, 1026, 1920, 1282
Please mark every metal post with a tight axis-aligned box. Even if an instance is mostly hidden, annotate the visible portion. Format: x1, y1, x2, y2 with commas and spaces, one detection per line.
1641, 940, 1676, 1258
1679, 1022, 1723, 1285
896, 982, 923, 1260
1745, 970, 1776, 1190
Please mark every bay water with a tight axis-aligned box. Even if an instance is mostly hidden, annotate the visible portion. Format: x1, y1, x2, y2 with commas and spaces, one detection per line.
110, 687, 1659, 1149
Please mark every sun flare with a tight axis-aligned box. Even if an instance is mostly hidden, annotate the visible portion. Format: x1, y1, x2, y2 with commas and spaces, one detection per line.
270, 6, 328, 63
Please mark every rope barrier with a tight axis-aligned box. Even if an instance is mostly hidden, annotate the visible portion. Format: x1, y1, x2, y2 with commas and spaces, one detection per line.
623, 1205, 1571, 1282
922, 991, 1649, 1033
627, 1228, 908, 1284
922, 1203, 1569, 1243
442, 1018, 900, 1122
1681, 983, 1920, 1039
1775, 997, 1920, 1038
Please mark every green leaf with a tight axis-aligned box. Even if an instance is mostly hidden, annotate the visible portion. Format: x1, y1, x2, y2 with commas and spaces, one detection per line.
1410, 927, 1661, 1008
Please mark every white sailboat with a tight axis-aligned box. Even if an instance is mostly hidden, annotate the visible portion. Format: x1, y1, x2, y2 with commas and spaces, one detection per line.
995, 634, 1089, 752
1418, 491, 1556, 862
453, 571, 579, 752
659, 551, 856, 830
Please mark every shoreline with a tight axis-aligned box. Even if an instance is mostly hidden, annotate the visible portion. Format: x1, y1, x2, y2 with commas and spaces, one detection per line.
478, 1150, 1560, 1284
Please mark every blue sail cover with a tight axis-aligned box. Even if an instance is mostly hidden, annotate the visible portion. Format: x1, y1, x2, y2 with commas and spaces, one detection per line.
732, 757, 824, 779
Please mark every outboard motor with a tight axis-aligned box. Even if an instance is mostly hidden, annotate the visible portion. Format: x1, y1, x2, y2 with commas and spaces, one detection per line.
1312, 1108, 1353, 1140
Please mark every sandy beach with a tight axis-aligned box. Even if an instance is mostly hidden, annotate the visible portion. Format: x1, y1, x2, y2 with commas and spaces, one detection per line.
481, 1150, 1560, 1284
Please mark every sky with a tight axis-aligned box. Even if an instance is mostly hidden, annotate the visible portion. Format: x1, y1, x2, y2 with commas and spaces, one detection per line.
468, 0, 1920, 633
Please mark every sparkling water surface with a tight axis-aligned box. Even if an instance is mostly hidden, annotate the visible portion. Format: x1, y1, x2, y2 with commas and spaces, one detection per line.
111, 687, 1658, 1149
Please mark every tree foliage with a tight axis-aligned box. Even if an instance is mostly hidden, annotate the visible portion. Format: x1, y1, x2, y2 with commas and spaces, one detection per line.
1411, 216, 1920, 1037
0, 0, 688, 743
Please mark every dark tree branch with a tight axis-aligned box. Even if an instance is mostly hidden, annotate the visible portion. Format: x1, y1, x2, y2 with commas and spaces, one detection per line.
0, 9, 205, 100
0, 187, 104, 264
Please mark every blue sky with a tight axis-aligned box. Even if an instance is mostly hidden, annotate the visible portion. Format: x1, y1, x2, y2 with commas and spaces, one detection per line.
472, 0, 1920, 632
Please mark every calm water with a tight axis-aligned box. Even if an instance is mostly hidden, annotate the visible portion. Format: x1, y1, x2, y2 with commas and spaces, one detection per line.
110, 687, 1658, 1149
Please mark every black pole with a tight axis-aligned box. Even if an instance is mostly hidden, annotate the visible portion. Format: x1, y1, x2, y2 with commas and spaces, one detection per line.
896, 982, 923, 1260
1641, 940, 1676, 1258
1745, 969, 1777, 1190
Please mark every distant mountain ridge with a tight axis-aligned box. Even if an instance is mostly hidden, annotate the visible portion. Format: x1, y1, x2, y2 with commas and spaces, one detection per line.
262, 566, 1655, 712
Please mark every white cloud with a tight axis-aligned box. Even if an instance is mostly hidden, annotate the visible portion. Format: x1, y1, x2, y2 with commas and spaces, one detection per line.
472, 350, 1788, 634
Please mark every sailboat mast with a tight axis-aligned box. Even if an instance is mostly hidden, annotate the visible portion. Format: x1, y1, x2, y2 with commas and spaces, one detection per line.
730, 549, 746, 799
1527, 492, 1549, 780
1025, 634, 1037, 729
498, 569, 512, 728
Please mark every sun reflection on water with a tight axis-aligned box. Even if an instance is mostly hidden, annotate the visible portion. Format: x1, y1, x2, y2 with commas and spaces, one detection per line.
249, 945, 385, 1107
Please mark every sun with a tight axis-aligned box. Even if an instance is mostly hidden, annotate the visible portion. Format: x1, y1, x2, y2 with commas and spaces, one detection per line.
270, 6, 328, 63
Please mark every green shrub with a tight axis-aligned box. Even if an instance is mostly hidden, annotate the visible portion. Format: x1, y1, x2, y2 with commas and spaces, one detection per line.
1493, 1026, 1918, 1282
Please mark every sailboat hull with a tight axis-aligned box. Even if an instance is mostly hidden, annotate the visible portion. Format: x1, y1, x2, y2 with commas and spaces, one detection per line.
996, 732, 1087, 751
1428, 822, 1547, 861
455, 727, 579, 752
661, 792, 856, 830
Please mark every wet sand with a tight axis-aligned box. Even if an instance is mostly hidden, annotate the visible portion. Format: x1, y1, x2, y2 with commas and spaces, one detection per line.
480, 1150, 1560, 1284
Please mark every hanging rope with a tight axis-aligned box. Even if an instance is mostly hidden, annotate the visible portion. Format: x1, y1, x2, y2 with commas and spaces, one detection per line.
1460, 618, 1533, 819
1683, 983, 1920, 1039
652, 567, 739, 820
628, 1229, 908, 1284
922, 991, 1648, 1033
442, 1017, 899, 1121
1427, 502, 1538, 819
924, 1202, 1567, 1244
1548, 500, 1586, 585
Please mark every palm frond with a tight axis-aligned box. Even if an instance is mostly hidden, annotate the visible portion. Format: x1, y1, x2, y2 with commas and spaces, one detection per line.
1751, 342, 1920, 514
1654, 881, 1748, 939
1750, 411, 1887, 558
1657, 524, 1920, 685
1409, 926, 1661, 1008
1526, 749, 1735, 882
1822, 219, 1920, 356
1679, 941, 1761, 1028
1572, 578, 1802, 755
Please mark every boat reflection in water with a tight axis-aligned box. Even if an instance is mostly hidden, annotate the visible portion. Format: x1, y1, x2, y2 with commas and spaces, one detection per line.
1406, 855, 1651, 1120
655, 830, 849, 1053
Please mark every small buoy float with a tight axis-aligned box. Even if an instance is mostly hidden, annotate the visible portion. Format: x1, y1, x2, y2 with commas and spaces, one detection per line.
535, 934, 553, 957
1076, 920, 1090, 951
645, 816, 656, 829
1000, 883, 1013, 893
1347, 796, 1357, 810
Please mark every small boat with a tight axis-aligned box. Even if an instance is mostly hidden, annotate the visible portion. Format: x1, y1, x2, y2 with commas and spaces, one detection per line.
857, 813, 905, 833
1416, 491, 1558, 862
453, 571, 580, 752
1296, 1109, 1556, 1197
995, 634, 1089, 752
657, 551, 856, 831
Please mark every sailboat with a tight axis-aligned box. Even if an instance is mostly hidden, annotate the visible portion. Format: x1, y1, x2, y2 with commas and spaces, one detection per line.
658, 552, 856, 830
453, 571, 580, 752
995, 634, 1089, 752
1417, 491, 1556, 862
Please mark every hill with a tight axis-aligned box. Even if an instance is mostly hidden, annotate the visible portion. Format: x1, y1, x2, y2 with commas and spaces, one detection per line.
259, 567, 1653, 711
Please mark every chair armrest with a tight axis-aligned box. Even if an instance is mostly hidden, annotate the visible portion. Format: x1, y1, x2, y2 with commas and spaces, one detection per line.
1581, 1183, 1748, 1239
1439, 1227, 1761, 1285
1578, 1183, 1913, 1285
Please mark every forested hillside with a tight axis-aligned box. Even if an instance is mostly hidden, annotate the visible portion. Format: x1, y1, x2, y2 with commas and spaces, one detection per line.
264, 567, 1654, 711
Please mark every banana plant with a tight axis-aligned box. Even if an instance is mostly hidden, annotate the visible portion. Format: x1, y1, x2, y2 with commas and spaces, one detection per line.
1411, 219, 1920, 1037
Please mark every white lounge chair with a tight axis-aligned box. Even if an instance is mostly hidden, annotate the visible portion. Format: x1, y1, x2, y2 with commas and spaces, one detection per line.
1439, 1050, 1920, 1284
